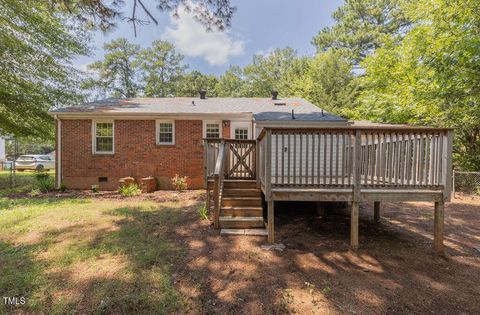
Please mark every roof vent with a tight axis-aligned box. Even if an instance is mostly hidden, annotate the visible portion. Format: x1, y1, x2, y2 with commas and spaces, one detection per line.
199, 89, 206, 99
271, 90, 279, 100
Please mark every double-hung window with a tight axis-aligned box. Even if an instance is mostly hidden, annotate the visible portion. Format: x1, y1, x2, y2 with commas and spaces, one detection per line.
234, 127, 249, 140
93, 121, 114, 154
203, 121, 222, 139
156, 120, 175, 145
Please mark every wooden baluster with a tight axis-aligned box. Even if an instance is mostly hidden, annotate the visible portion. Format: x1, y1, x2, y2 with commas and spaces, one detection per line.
335, 133, 339, 185
438, 132, 444, 185
317, 132, 321, 186
400, 133, 405, 186
348, 132, 353, 186
329, 133, 333, 185
375, 133, 381, 185
293, 133, 297, 185
419, 133, 425, 185
281, 133, 284, 184
312, 133, 315, 185
323, 133, 327, 186
306, 132, 309, 186
381, 133, 386, 185
299, 133, 303, 185
341, 133, 345, 186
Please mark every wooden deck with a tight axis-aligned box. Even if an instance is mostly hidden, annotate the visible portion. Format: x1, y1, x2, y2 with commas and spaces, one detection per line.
205, 126, 453, 252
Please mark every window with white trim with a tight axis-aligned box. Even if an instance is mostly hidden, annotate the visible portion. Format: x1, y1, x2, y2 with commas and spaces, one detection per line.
234, 127, 249, 140
93, 121, 114, 154
204, 122, 221, 139
156, 121, 175, 145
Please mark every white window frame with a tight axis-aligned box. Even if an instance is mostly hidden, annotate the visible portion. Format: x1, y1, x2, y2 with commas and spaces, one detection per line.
156, 120, 175, 145
203, 120, 223, 139
92, 120, 115, 154
230, 122, 252, 140
234, 127, 249, 140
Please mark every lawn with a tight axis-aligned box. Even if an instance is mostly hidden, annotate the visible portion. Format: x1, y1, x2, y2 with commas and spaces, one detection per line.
0, 170, 57, 197
0, 191, 202, 314
1, 184, 479, 314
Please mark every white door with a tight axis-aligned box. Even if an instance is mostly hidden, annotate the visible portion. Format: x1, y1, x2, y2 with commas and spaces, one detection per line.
230, 122, 252, 140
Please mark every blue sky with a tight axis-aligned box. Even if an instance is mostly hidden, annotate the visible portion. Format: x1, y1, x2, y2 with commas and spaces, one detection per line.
75, 0, 343, 75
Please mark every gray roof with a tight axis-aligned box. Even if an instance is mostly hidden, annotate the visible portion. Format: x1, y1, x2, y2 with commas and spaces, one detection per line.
50, 97, 346, 122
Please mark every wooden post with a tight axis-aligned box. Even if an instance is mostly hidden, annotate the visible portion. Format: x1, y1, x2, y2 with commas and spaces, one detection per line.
255, 139, 260, 188
443, 130, 453, 201
213, 175, 220, 229
434, 200, 444, 253
265, 129, 272, 200
203, 140, 208, 188
350, 130, 361, 250
268, 201, 275, 243
351, 202, 359, 249
374, 201, 380, 223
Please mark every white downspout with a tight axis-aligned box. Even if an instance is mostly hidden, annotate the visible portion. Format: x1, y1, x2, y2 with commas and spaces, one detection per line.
55, 115, 62, 188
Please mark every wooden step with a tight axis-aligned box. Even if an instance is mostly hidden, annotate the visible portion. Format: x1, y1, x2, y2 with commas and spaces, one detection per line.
222, 197, 262, 207
221, 206, 263, 217
223, 180, 257, 189
223, 188, 261, 198
220, 228, 268, 236
219, 216, 264, 229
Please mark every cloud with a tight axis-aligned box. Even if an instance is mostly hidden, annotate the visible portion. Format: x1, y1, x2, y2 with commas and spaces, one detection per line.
162, 5, 245, 66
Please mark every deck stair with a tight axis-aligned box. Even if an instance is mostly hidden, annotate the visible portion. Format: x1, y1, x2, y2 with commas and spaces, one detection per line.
219, 180, 266, 235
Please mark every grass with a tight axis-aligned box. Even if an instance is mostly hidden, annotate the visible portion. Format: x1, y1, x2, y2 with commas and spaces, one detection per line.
0, 170, 55, 196
0, 194, 194, 314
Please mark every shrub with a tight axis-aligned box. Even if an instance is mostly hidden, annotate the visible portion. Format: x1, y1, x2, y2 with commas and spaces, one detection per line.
91, 185, 99, 193
29, 188, 41, 197
35, 173, 54, 193
171, 174, 188, 192
118, 183, 141, 197
59, 182, 67, 192
34, 172, 50, 181
199, 204, 208, 220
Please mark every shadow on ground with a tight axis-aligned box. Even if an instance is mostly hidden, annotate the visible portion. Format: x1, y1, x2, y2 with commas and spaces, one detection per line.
1, 194, 479, 314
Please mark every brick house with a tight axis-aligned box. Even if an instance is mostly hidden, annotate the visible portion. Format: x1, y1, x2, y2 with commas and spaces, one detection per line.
49, 92, 347, 190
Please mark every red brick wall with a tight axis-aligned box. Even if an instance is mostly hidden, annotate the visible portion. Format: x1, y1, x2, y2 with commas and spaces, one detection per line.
59, 119, 211, 190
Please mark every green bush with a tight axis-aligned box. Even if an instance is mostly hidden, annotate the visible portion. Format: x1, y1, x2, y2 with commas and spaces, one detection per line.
59, 182, 67, 192
35, 172, 54, 192
199, 204, 208, 220
29, 188, 41, 197
91, 185, 99, 193
118, 183, 141, 197
171, 174, 188, 192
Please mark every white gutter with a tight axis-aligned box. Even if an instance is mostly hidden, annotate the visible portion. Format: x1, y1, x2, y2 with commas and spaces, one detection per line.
55, 115, 62, 188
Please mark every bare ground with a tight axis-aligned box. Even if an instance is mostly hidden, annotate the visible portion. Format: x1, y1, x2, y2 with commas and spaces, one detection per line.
166, 194, 480, 314
2, 190, 479, 314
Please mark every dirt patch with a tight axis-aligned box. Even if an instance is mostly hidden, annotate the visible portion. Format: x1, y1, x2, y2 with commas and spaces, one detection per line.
165, 195, 480, 314
8, 189, 205, 203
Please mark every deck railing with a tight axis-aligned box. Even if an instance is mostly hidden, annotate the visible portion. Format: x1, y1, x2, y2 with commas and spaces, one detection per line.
204, 139, 257, 180
258, 127, 453, 196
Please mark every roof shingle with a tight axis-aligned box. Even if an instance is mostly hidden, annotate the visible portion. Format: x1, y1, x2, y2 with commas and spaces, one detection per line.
49, 97, 346, 122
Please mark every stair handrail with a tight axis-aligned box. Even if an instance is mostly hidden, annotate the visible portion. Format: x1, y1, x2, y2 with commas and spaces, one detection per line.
213, 140, 226, 228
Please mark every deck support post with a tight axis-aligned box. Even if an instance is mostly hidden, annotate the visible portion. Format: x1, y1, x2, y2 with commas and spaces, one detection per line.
350, 202, 359, 249
268, 201, 274, 243
374, 201, 381, 223
350, 130, 361, 250
434, 200, 444, 253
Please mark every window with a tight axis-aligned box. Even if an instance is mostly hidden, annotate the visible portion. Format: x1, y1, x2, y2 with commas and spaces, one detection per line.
235, 128, 249, 140
156, 120, 175, 145
93, 121, 114, 154
203, 121, 222, 139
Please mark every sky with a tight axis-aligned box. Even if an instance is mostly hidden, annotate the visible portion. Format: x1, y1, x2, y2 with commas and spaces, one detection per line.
74, 0, 343, 76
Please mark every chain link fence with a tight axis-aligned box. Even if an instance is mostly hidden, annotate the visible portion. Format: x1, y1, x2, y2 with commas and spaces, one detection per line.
0, 161, 14, 189
453, 170, 480, 197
